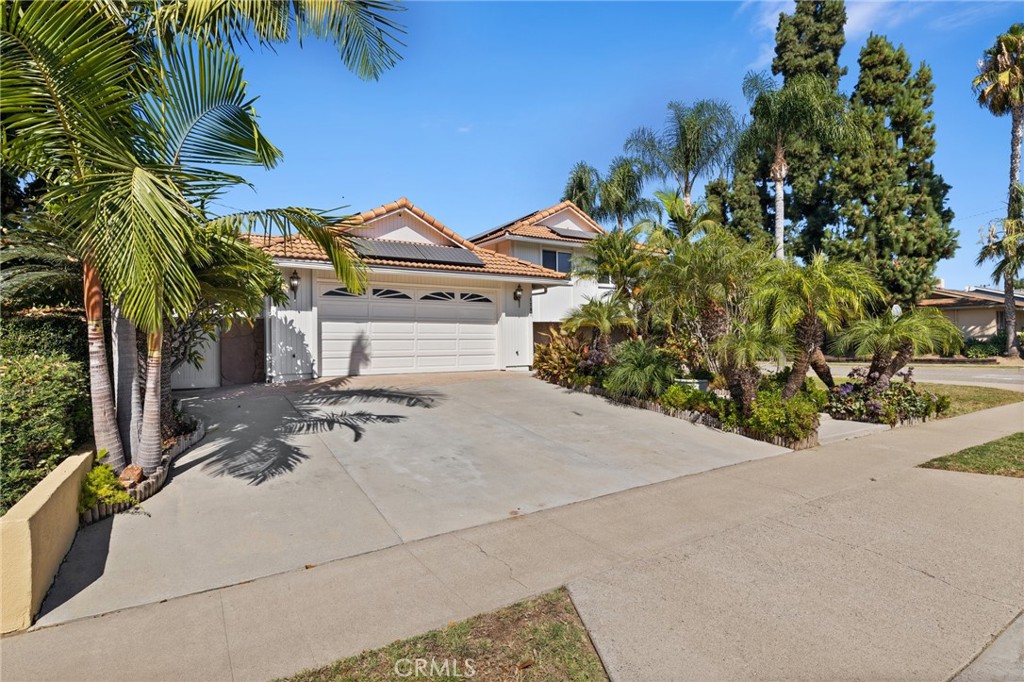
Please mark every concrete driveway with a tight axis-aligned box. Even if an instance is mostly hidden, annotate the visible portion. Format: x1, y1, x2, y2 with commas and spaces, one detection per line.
37, 372, 786, 626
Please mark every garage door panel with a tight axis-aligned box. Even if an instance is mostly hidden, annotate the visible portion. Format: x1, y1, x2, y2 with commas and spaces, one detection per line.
371, 321, 416, 335
416, 338, 458, 352
318, 285, 498, 376
458, 338, 496, 352
371, 338, 416, 353
370, 303, 416, 320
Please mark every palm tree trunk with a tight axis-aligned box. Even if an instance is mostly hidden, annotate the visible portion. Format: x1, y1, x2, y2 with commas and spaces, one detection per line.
809, 348, 835, 388
782, 349, 811, 399
84, 261, 125, 472
112, 306, 142, 464
1004, 274, 1020, 358
725, 366, 759, 417
773, 177, 785, 260
160, 330, 176, 438
1004, 105, 1022, 358
881, 341, 914, 384
136, 328, 165, 476
1009, 105, 1022, 193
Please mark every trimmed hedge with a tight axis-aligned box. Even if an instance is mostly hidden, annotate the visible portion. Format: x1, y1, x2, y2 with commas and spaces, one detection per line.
0, 353, 91, 514
0, 310, 88, 365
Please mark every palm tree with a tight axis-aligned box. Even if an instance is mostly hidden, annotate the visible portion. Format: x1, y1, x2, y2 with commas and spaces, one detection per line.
833, 307, 963, 385
647, 227, 771, 372
974, 25, 1024, 356
572, 224, 652, 305
563, 296, 636, 353
712, 320, 789, 416
740, 72, 854, 259
626, 99, 738, 209
562, 161, 602, 217
2, 1, 397, 473
757, 253, 883, 398
977, 193, 1024, 358
599, 157, 659, 230
650, 190, 722, 239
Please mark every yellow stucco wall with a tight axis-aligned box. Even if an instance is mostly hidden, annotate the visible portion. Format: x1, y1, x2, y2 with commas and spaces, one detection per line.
944, 307, 1000, 339
1, 451, 93, 633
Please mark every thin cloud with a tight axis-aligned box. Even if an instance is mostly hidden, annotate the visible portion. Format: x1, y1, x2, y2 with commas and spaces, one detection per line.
456, 125, 472, 134
927, 2, 1017, 32
846, 1, 927, 38
740, 0, 793, 69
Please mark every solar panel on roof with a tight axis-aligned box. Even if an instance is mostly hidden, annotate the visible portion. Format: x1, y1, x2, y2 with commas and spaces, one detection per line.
353, 239, 485, 267
548, 226, 597, 240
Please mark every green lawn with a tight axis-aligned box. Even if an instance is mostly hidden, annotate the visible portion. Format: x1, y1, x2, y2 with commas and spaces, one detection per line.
279, 588, 607, 682
920, 432, 1024, 478
922, 383, 1024, 419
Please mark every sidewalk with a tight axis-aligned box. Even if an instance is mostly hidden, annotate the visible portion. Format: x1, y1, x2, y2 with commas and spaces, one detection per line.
2, 402, 1021, 682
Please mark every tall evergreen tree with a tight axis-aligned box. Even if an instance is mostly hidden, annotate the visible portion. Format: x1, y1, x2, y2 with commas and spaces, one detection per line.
826, 35, 956, 307
771, 0, 848, 258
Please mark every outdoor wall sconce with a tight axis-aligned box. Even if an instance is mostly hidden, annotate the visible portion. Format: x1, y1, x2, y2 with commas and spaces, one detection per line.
513, 284, 523, 307
289, 270, 301, 298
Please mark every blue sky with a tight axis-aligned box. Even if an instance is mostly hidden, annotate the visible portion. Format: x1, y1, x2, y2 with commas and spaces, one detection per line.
217, 1, 1021, 289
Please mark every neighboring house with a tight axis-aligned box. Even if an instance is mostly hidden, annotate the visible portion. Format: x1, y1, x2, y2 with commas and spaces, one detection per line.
469, 200, 612, 342
919, 286, 1024, 340
171, 198, 567, 387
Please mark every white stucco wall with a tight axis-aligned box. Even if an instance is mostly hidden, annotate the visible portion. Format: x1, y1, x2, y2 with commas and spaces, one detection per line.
267, 267, 318, 382
509, 241, 611, 323
352, 210, 455, 245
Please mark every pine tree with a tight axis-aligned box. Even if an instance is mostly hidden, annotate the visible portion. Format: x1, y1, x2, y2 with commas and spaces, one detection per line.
827, 35, 956, 306
771, 0, 849, 259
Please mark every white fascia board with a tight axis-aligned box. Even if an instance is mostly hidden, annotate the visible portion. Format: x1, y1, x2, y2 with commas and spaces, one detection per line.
272, 258, 570, 286
476, 235, 591, 249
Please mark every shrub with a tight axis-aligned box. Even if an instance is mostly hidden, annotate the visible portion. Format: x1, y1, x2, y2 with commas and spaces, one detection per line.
603, 339, 679, 400
0, 353, 91, 513
747, 390, 820, 441
0, 309, 88, 365
963, 331, 1006, 359
826, 369, 949, 426
78, 459, 134, 514
660, 383, 698, 411
534, 327, 585, 385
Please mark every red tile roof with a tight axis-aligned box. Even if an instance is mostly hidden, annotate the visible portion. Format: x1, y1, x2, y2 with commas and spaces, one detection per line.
245, 198, 567, 281
469, 200, 605, 244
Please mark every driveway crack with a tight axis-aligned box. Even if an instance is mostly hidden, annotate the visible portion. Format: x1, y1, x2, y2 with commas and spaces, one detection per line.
457, 536, 530, 590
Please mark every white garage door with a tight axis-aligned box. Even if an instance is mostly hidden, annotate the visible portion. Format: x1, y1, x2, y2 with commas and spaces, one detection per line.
319, 282, 499, 376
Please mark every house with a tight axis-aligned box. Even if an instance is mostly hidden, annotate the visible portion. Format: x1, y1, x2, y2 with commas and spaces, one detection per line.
919, 286, 1024, 340
171, 198, 570, 388
469, 200, 613, 342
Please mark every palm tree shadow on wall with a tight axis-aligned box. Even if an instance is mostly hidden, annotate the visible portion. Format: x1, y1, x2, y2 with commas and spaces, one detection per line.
175, 381, 444, 485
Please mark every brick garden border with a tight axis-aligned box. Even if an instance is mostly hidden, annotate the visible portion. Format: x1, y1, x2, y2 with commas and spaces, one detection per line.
79, 420, 206, 526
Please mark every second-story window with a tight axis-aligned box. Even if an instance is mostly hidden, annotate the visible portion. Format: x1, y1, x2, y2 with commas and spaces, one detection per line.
542, 249, 573, 274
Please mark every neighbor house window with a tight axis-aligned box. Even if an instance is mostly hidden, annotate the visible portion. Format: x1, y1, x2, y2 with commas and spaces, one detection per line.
598, 274, 612, 286
542, 249, 572, 274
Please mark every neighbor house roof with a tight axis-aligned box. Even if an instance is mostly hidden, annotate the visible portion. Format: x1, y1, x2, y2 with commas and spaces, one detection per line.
246, 198, 567, 281
468, 200, 606, 245
919, 287, 1024, 310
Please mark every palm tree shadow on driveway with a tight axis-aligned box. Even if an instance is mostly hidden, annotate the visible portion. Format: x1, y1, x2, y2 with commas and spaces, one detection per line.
171, 382, 444, 486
